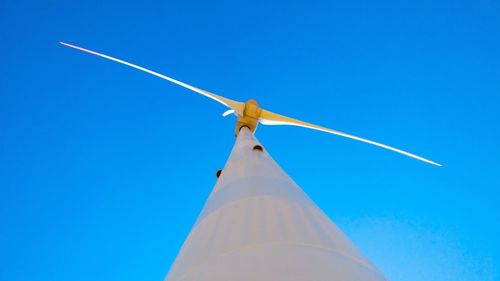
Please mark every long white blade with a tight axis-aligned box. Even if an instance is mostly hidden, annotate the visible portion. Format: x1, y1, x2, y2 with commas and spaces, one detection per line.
59, 41, 244, 115
260, 109, 442, 166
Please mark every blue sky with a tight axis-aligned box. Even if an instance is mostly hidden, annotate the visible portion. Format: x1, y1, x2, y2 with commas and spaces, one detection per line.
1, 0, 499, 280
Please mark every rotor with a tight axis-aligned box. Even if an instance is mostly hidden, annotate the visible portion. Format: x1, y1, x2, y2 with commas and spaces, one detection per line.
60, 41, 442, 167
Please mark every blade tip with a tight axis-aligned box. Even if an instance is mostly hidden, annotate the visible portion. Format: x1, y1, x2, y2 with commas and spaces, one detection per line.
430, 161, 443, 167
59, 41, 73, 48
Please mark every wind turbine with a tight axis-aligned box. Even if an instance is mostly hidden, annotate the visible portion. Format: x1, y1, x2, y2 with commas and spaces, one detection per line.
60, 41, 441, 281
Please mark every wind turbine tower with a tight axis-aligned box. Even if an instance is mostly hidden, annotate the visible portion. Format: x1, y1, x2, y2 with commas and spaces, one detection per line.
60, 42, 441, 281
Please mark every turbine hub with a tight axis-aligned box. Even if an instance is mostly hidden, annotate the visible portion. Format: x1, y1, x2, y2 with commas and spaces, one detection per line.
235, 99, 262, 136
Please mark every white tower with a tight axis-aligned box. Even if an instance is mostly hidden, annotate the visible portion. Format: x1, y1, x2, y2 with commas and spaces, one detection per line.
165, 127, 387, 281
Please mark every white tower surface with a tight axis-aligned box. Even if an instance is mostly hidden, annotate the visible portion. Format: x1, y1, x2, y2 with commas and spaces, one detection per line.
165, 127, 387, 281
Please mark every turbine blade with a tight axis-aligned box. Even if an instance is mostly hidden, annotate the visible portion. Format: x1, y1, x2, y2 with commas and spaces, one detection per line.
260, 109, 442, 166
59, 41, 244, 114
222, 109, 235, 117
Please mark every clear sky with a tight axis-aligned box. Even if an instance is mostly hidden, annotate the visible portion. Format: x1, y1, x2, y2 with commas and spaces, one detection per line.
1, 0, 499, 280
